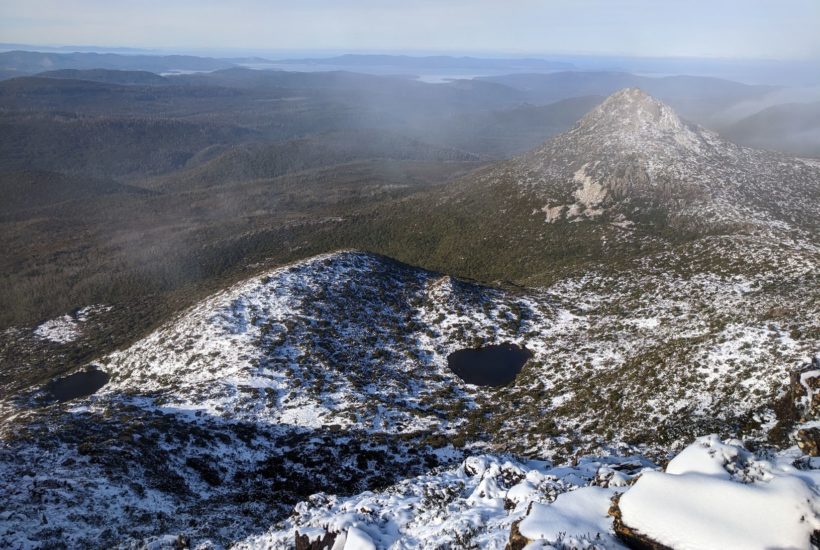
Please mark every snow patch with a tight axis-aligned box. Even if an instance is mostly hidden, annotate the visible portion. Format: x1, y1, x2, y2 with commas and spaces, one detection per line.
619, 435, 820, 550
519, 487, 623, 547
34, 315, 80, 344
32, 305, 111, 344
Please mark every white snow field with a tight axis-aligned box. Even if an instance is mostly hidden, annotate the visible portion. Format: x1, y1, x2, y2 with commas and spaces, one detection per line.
32, 305, 112, 344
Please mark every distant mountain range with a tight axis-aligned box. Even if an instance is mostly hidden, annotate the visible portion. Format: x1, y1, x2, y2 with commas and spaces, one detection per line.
477, 71, 777, 124
0, 50, 246, 76
272, 53, 575, 72
5, 51, 812, 154
0, 65, 815, 334
0, 51, 575, 79
34, 68, 171, 85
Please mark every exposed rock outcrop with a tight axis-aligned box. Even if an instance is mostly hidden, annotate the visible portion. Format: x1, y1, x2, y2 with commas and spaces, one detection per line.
797, 427, 820, 457
769, 362, 820, 449
295, 529, 338, 550
505, 519, 530, 550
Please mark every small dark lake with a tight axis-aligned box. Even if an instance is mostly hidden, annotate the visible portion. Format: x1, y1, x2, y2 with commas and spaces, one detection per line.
46, 368, 110, 402
447, 343, 532, 387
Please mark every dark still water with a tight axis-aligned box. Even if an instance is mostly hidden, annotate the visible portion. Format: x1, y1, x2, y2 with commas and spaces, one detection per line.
447, 343, 532, 387
47, 368, 110, 402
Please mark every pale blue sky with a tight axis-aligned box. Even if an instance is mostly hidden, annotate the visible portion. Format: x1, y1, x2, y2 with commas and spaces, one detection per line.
1, 0, 818, 59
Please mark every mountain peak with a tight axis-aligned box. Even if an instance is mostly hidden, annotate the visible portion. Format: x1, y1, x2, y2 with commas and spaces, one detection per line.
602, 86, 659, 105
579, 87, 687, 132
569, 87, 705, 153
510, 84, 819, 232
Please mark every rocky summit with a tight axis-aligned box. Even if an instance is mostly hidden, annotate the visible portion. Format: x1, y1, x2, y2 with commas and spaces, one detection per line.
479, 87, 820, 232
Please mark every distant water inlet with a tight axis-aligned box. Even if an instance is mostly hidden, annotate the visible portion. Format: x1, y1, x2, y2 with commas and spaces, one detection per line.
46, 368, 110, 402
447, 343, 532, 387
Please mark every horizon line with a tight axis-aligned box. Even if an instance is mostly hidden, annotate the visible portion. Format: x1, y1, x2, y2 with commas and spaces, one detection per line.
3, 42, 820, 64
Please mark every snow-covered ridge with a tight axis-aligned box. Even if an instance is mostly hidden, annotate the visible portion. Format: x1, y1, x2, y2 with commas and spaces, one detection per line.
12, 240, 817, 451
85, 244, 819, 451
96, 250, 555, 433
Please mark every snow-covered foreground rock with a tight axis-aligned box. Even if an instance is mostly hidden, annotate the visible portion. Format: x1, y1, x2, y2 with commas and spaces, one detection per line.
614, 436, 820, 550
238, 436, 820, 550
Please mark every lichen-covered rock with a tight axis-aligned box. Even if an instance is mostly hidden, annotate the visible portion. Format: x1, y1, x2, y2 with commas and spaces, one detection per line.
802, 370, 820, 419
797, 427, 820, 457
788, 364, 820, 421
770, 364, 819, 446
